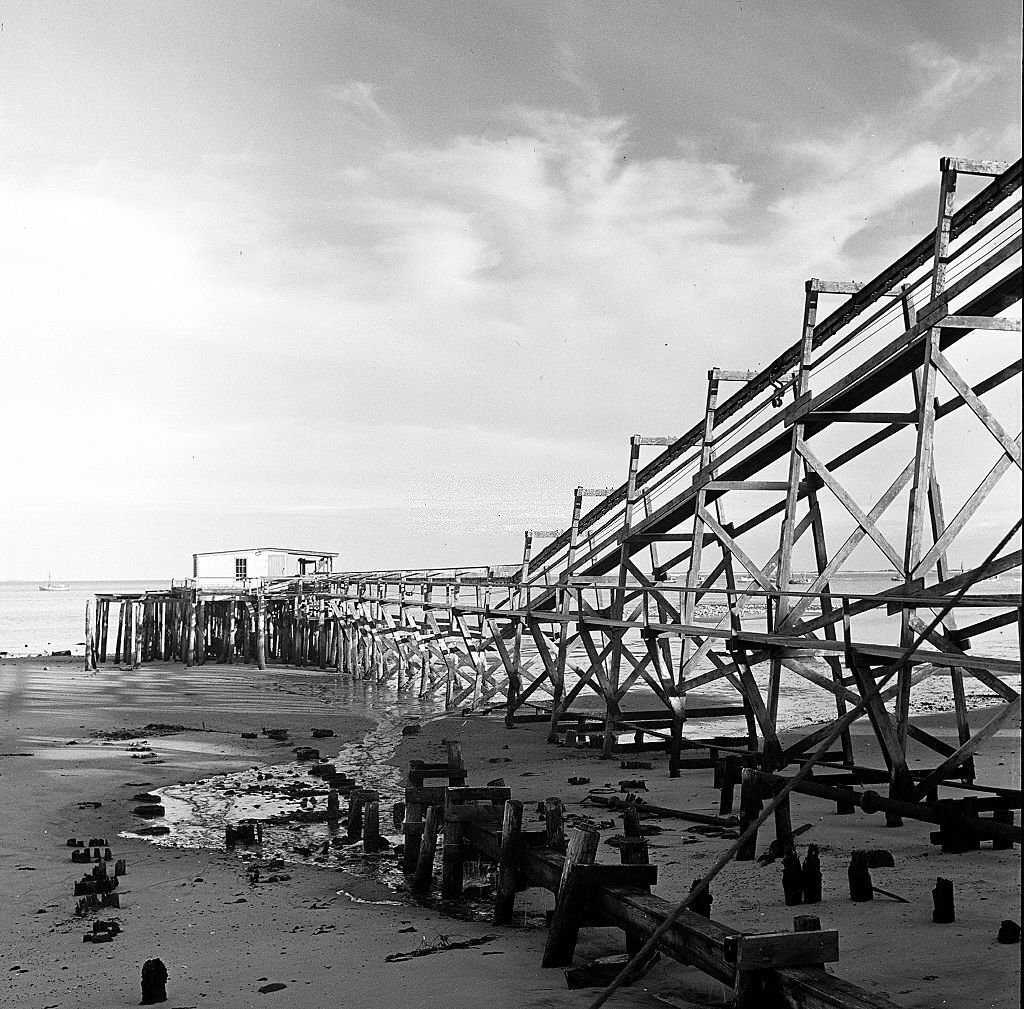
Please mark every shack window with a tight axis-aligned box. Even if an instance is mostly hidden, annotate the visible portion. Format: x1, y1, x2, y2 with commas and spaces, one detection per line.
235, 557, 247, 580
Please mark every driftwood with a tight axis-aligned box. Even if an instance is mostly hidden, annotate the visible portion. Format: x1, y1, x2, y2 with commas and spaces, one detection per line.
384, 934, 499, 962
584, 792, 738, 828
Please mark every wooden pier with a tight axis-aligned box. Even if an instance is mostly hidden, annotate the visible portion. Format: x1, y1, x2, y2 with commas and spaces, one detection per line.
394, 753, 902, 1009
91, 156, 1022, 845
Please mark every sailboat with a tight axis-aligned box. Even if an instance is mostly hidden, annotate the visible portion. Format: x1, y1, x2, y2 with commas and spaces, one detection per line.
39, 572, 70, 592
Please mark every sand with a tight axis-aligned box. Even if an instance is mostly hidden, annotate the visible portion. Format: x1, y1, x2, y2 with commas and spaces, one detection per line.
2, 656, 1020, 1008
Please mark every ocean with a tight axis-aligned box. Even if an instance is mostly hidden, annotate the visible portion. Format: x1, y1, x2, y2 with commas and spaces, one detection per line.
0, 580, 172, 656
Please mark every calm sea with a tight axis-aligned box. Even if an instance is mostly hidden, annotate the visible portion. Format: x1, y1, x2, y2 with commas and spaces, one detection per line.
0, 580, 172, 656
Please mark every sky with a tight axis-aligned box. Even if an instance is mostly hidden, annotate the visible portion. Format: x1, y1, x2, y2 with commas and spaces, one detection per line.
0, 1, 1020, 579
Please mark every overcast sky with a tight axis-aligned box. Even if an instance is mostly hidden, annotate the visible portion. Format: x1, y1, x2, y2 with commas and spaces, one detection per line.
1, 1, 1020, 579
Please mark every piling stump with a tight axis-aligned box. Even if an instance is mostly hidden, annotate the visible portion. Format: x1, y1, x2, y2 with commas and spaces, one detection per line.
412, 806, 439, 895
737, 768, 762, 861
782, 848, 803, 906
494, 800, 524, 924
848, 851, 873, 902
802, 844, 822, 904
932, 877, 955, 923
140, 958, 168, 1005
542, 825, 600, 967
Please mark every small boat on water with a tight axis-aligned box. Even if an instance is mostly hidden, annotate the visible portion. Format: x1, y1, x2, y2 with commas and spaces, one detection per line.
39, 573, 70, 592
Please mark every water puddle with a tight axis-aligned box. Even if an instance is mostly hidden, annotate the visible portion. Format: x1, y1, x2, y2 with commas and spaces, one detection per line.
119, 686, 514, 922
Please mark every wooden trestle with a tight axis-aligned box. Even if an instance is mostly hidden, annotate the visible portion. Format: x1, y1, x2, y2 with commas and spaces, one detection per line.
91, 156, 1022, 821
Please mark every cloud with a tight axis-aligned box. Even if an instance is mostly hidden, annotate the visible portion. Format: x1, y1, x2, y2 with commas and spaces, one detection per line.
907, 43, 1001, 114
2, 49, 1018, 577
323, 80, 402, 142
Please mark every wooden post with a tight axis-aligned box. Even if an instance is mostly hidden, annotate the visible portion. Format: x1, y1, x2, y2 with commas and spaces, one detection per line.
363, 800, 381, 853
133, 601, 144, 667
347, 791, 365, 842
835, 783, 856, 815
441, 791, 465, 899
542, 825, 600, 967
992, 809, 1014, 850
446, 740, 465, 780
782, 848, 803, 906
688, 877, 713, 918
848, 850, 873, 902
84, 600, 93, 671
719, 754, 740, 815
255, 589, 267, 670
544, 797, 566, 852
114, 602, 125, 664
494, 800, 523, 924
326, 788, 340, 824
622, 806, 642, 839
403, 794, 424, 876
228, 600, 237, 663
773, 780, 794, 849
99, 601, 109, 663
932, 877, 955, 923
412, 804, 439, 895
195, 597, 206, 665
669, 702, 684, 779
802, 844, 822, 904
618, 821, 650, 956
184, 593, 195, 666
737, 767, 762, 861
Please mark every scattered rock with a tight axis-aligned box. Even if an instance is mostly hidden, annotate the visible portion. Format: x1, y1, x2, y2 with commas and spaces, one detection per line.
997, 920, 1020, 944
258, 982, 287, 994
135, 825, 170, 837
133, 804, 166, 818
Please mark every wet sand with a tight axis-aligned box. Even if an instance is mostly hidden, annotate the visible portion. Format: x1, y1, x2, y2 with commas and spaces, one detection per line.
2, 656, 1020, 1008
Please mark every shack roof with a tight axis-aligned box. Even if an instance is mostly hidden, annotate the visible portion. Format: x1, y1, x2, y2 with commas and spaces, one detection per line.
193, 547, 338, 557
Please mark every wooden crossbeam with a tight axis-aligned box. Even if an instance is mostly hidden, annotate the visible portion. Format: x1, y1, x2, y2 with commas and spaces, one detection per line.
914, 697, 1022, 798
945, 157, 1014, 176
797, 438, 904, 570
940, 314, 1020, 331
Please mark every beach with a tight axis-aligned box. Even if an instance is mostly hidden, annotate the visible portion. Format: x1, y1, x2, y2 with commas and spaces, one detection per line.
2, 655, 1020, 1008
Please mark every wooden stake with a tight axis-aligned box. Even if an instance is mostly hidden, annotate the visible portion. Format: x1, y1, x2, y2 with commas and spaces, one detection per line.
932, 877, 954, 923
544, 797, 566, 852
848, 850, 873, 902
719, 754, 741, 815
347, 791, 365, 842
441, 791, 465, 899
255, 590, 267, 670
412, 804, 439, 895
737, 767, 762, 861
403, 798, 424, 876
619, 827, 651, 954
363, 800, 382, 853
494, 800, 523, 924
542, 825, 600, 967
